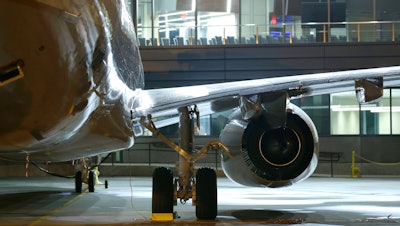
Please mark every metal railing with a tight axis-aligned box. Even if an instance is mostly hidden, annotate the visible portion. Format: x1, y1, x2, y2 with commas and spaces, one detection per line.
137, 21, 400, 46
104, 141, 222, 170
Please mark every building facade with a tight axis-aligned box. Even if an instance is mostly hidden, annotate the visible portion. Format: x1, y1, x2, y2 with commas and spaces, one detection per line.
130, 0, 400, 46
117, 0, 400, 173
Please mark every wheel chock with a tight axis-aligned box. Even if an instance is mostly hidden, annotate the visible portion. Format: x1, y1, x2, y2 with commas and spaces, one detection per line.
151, 213, 174, 222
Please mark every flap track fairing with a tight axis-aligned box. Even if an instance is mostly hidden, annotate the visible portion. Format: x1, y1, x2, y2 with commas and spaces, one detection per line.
355, 77, 383, 104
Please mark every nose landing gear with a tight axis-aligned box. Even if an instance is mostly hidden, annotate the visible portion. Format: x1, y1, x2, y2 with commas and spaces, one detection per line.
74, 157, 102, 193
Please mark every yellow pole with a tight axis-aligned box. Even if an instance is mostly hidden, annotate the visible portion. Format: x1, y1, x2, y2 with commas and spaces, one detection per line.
157, 29, 161, 46
351, 151, 355, 177
392, 23, 395, 42
256, 26, 259, 44
190, 28, 193, 45
223, 27, 226, 45
351, 151, 360, 178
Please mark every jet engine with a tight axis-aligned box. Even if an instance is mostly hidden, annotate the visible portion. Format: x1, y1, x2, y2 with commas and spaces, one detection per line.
220, 103, 318, 188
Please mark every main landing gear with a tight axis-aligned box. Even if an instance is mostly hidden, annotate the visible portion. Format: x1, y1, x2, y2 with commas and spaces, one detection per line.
151, 167, 217, 221
140, 106, 230, 221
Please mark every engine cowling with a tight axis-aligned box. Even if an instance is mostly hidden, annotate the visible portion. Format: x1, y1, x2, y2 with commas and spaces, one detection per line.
220, 103, 318, 188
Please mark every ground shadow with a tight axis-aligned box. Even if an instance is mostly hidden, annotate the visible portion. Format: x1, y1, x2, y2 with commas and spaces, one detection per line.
218, 209, 308, 224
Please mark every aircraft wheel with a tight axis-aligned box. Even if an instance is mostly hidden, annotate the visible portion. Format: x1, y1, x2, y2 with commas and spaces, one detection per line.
196, 167, 217, 220
75, 171, 82, 193
88, 170, 95, 192
152, 167, 174, 215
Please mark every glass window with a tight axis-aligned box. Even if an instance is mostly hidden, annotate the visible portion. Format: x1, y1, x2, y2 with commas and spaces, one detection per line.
158, 123, 179, 136
392, 89, 400, 134
135, 0, 400, 45
360, 89, 391, 135
241, 0, 272, 44
137, 0, 154, 46
155, 0, 196, 46
330, 91, 360, 135
292, 95, 330, 135
138, 0, 240, 46
196, 109, 233, 136
210, 110, 233, 136
197, 0, 240, 45
376, 0, 400, 41
198, 115, 211, 136
346, 0, 373, 42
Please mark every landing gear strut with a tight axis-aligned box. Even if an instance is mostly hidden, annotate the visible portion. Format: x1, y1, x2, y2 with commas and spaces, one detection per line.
140, 105, 230, 221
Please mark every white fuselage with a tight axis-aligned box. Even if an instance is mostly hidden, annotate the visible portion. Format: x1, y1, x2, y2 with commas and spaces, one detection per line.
0, 0, 144, 162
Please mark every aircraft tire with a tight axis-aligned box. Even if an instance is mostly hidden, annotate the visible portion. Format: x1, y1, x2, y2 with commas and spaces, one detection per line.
75, 171, 82, 193
196, 167, 217, 220
88, 170, 95, 192
152, 167, 174, 214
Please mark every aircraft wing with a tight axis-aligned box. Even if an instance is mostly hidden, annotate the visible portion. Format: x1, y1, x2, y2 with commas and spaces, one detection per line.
131, 66, 400, 126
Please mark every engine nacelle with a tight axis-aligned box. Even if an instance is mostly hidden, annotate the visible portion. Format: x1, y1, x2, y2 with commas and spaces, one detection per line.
220, 103, 318, 188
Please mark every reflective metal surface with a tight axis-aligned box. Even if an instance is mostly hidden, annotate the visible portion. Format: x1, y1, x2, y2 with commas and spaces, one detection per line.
130, 66, 400, 123
1, 0, 400, 166
0, 0, 143, 161
220, 103, 318, 188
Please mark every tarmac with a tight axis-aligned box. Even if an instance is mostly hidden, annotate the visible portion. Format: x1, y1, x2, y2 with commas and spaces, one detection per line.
1, 176, 400, 225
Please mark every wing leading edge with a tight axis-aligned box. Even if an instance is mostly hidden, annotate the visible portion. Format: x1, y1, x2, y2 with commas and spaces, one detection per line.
131, 66, 400, 123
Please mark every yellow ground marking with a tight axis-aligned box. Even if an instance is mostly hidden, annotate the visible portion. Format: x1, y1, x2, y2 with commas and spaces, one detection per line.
151, 213, 174, 222
29, 189, 88, 226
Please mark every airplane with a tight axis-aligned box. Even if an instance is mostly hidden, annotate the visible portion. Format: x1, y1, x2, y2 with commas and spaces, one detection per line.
1, 0, 400, 222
